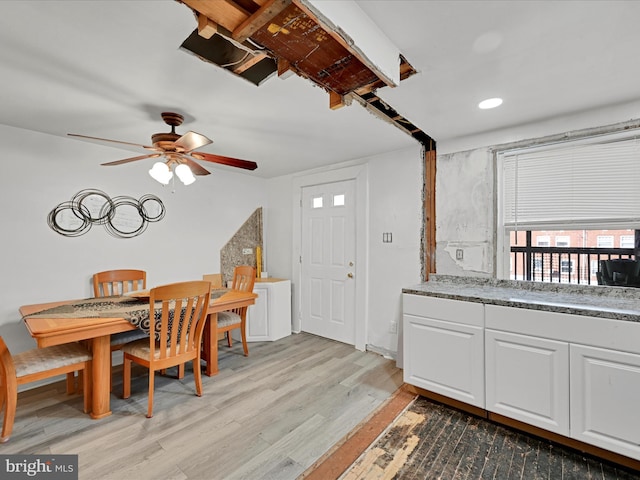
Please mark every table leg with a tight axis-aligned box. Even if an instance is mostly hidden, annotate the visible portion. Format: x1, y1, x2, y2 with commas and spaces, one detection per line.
204, 313, 219, 376
90, 335, 112, 419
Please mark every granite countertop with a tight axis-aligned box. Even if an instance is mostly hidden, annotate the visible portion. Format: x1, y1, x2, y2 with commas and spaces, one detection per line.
403, 275, 640, 323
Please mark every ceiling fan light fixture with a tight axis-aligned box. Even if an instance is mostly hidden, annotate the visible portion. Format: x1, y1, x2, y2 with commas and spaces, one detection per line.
149, 161, 173, 185
175, 163, 196, 185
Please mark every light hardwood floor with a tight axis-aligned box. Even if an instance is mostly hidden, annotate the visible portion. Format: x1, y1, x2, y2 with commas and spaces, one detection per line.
2, 332, 403, 480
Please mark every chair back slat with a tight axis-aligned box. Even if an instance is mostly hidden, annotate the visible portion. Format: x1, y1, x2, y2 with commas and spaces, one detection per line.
229, 266, 255, 315
93, 269, 146, 297
148, 281, 211, 362
231, 266, 255, 292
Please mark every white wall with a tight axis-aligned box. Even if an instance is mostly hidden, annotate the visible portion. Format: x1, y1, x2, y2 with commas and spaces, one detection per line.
367, 148, 423, 356
266, 145, 423, 358
435, 148, 494, 277
2, 123, 423, 363
434, 103, 640, 278
0, 124, 268, 354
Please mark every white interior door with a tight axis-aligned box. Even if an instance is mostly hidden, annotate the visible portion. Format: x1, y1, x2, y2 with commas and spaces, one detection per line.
301, 180, 356, 344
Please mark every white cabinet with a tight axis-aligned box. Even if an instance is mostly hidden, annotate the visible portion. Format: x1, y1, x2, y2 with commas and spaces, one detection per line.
570, 344, 640, 460
485, 329, 569, 435
403, 294, 485, 408
245, 279, 291, 342
404, 293, 640, 462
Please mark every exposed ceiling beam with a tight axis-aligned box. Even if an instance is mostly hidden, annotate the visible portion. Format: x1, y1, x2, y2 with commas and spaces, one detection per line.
179, 0, 251, 32
233, 0, 292, 43
197, 13, 217, 39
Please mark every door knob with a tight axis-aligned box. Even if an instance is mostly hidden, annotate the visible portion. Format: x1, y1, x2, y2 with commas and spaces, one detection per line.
347, 272, 354, 278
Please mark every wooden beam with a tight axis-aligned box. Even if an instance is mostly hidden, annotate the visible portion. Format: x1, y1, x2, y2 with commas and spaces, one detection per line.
424, 148, 437, 281
277, 58, 291, 76
233, 52, 269, 74
180, 0, 251, 32
233, 0, 292, 43
329, 91, 346, 110
197, 14, 218, 39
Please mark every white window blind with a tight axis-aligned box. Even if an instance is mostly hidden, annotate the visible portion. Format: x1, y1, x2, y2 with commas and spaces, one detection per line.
501, 136, 640, 230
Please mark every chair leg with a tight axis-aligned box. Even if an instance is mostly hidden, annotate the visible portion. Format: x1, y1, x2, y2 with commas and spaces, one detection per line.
66, 372, 76, 394
177, 364, 185, 379
226, 331, 233, 348
146, 369, 155, 418
122, 355, 131, 399
109, 352, 113, 392
77, 370, 84, 394
1, 377, 17, 442
240, 322, 249, 357
193, 359, 203, 397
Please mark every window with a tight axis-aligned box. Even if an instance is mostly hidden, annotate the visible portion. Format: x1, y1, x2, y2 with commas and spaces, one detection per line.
620, 235, 634, 248
536, 236, 550, 247
312, 196, 323, 209
533, 258, 543, 271
500, 135, 640, 231
560, 259, 573, 273
498, 131, 640, 280
333, 194, 345, 206
597, 235, 614, 248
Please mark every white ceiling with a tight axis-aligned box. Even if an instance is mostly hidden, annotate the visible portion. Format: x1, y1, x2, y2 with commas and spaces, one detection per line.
1, 1, 640, 178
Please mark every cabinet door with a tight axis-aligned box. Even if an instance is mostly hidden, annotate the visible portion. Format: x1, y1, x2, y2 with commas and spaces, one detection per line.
404, 314, 485, 408
570, 344, 640, 461
246, 285, 269, 340
486, 330, 569, 435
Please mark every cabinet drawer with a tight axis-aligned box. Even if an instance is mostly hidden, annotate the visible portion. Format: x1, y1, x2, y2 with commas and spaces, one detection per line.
403, 294, 484, 327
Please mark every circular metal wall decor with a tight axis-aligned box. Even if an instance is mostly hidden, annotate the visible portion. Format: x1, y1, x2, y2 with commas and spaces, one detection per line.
48, 189, 165, 238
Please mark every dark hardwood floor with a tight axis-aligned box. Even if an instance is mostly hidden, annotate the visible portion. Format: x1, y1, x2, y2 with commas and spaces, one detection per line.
339, 396, 640, 480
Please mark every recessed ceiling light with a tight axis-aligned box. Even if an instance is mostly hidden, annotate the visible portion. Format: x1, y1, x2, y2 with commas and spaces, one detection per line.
478, 97, 503, 109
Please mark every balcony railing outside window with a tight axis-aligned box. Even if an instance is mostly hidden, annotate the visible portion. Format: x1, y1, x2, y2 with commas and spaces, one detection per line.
510, 231, 637, 284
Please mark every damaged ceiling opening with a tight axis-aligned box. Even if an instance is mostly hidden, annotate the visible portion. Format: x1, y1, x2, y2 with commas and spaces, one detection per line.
177, 0, 435, 150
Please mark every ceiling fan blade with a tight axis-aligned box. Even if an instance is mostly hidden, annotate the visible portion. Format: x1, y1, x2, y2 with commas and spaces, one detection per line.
182, 158, 211, 176
101, 153, 162, 166
68, 133, 160, 151
191, 152, 258, 171
175, 131, 212, 153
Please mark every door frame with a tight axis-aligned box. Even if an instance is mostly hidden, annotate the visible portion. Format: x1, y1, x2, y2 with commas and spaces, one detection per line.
292, 162, 368, 351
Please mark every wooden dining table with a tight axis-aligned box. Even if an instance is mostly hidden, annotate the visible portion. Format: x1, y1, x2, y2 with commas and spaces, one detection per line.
20, 289, 256, 419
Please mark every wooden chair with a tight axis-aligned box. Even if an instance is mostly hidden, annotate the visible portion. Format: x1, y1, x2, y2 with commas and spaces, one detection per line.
0, 336, 92, 442
121, 281, 211, 418
67, 269, 150, 393
93, 269, 147, 297
202, 273, 223, 289
93, 269, 150, 354
215, 266, 256, 355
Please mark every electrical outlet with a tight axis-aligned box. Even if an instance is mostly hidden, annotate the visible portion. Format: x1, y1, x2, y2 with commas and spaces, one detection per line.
242, 248, 253, 255
389, 321, 398, 334
456, 249, 464, 260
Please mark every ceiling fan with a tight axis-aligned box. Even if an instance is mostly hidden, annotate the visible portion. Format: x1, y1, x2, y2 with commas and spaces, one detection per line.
68, 112, 257, 184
